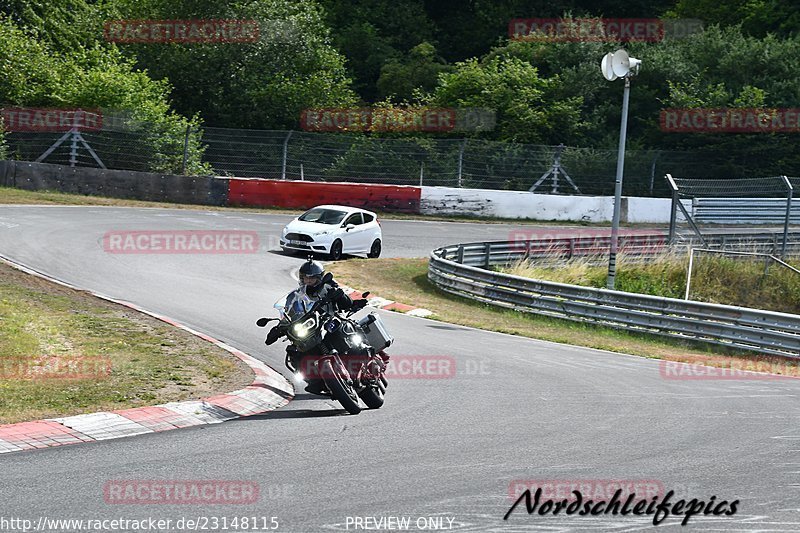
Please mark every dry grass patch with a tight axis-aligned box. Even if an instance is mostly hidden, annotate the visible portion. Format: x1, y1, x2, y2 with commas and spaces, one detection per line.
0, 261, 253, 423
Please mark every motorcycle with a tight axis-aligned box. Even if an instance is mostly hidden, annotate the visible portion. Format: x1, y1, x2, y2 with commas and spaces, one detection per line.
256, 273, 392, 415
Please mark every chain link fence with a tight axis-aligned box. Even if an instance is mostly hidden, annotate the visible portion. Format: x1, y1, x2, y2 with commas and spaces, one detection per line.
3, 123, 797, 197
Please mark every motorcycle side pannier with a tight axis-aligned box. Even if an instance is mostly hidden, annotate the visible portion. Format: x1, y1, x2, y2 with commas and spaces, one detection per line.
357, 312, 394, 351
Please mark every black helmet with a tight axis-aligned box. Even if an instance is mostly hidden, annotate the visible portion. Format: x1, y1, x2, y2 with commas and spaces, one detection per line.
299, 257, 325, 279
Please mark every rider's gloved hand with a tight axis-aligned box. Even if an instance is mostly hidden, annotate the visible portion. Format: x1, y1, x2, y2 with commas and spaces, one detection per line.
330, 287, 345, 301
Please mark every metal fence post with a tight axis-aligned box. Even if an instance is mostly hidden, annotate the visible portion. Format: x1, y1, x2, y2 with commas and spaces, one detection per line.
181, 124, 191, 175
457, 138, 467, 187
782, 175, 793, 260
684, 247, 695, 300
419, 161, 424, 186
667, 174, 678, 244
281, 131, 293, 180
649, 151, 660, 196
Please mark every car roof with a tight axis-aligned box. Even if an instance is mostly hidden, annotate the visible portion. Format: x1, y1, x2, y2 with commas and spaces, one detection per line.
307, 205, 377, 216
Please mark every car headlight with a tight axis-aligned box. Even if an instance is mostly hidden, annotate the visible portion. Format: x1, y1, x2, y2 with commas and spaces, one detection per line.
315, 230, 331, 236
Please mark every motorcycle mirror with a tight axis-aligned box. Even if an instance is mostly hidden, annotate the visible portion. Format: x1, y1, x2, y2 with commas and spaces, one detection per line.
256, 317, 271, 327
361, 291, 370, 298
266, 325, 282, 345
322, 272, 333, 283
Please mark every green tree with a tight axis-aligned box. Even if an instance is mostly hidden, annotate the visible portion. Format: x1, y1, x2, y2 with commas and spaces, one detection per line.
377, 42, 451, 102
318, 0, 435, 102
114, 0, 358, 128
0, 10, 209, 174
668, 0, 800, 37
428, 53, 585, 144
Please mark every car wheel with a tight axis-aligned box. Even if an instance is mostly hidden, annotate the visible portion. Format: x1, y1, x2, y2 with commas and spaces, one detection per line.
368, 239, 381, 259
329, 239, 344, 261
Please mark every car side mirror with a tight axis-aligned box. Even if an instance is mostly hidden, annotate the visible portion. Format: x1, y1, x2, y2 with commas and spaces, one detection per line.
345, 224, 355, 231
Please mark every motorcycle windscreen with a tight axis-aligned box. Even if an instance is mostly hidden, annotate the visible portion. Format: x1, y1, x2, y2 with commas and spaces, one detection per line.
276, 288, 314, 321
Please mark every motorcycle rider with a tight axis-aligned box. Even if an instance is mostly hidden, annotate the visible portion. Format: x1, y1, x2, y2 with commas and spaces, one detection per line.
298, 257, 354, 312
292, 257, 365, 394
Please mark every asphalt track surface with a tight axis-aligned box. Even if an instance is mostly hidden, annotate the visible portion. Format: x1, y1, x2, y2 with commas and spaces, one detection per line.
0, 205, 799, 532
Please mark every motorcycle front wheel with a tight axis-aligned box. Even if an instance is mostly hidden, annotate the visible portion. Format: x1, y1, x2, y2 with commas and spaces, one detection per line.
321, 359, 362, 415
358, 386, 384, 409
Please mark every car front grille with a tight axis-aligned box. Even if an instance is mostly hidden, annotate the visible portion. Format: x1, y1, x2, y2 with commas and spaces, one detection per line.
285, 233, 313, 242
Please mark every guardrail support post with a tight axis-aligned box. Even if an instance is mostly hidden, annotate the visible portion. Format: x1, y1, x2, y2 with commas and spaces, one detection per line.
484, 242, 491, 268
457, 245, 464, 264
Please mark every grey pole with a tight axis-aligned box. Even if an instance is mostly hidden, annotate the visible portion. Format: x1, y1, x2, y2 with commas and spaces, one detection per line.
457, 138, 467, 187
281, 131, 293, 180
69, 128, 78, 167
181, 124, 191, 175
607, 76, 631, 290
781, 175, 793, 260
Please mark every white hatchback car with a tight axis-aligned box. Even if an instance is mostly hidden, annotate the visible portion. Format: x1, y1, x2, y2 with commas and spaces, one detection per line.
280, 205, 383, 260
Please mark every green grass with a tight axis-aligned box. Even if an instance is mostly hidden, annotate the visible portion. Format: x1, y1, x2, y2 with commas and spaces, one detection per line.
0, 262, 252, 424
502, 251, 800, 314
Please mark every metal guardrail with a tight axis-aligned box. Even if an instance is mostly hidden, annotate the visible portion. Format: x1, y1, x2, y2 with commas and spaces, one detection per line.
441, 231, 800, 269
695, 198, 800, 224
429, 233, 800, 357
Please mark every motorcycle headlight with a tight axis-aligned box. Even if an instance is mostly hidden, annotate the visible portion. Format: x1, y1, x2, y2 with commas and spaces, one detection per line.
350, 333, 364, 346
293, 316, 317, 338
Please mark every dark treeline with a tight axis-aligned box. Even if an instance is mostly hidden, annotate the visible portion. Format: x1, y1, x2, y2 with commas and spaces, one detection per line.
1, 0, 800, 179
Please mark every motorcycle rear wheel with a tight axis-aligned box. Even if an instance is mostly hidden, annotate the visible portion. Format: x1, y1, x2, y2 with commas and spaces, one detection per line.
321, 359, 362, 415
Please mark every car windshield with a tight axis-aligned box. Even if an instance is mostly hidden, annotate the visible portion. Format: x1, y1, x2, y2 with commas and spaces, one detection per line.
273, 287, 314, 322
298, 208, 348, 225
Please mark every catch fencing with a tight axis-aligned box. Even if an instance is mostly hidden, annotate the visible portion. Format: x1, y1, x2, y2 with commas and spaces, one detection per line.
428, 234, 800, 357
2, 124, 779, 196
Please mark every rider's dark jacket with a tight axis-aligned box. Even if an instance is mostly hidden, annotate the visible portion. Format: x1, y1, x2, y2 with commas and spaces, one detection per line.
305, 280, 354, 313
